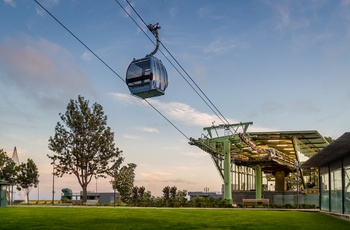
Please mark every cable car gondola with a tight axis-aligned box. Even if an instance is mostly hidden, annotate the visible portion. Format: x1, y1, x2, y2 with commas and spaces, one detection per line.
126, 23, 168, 99
126, 55, 168, 99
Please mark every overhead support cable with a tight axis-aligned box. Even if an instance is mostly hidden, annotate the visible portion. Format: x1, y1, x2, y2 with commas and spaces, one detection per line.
34, 0, 189, 141
119, 0, 238, 135
34, 0, 125, 83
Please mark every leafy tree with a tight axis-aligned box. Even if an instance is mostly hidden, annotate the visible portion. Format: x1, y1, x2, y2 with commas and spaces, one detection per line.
140, 188, 152, 206
0, 149, 18, 182
324, 136, 334, 144
138, 186, 145, 200
162, 186, 170, 201
16, 158, 39, 204
113, 163, 137, 203
170, 186, 177, 200
48, 95, 124, 202
130, 185, 147, 204
131, 186, 139, 203
176, 190, 188, 206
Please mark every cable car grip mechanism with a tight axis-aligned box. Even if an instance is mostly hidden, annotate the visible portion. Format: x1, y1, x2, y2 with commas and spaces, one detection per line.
147, 23, 161, 56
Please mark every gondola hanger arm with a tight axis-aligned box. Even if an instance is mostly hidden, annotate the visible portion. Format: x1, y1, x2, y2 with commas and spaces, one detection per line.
147, 23, 161, 56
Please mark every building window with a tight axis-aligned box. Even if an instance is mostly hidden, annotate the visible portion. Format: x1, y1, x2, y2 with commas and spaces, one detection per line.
330, 168, 342, 213
345, 165, 350, 214
320, 173, 329, 211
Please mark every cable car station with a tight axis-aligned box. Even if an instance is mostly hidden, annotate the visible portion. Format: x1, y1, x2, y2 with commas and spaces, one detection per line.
189, 122, 330, 206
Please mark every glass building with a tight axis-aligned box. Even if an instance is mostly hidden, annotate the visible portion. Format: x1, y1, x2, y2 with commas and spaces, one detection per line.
302, 132, 350, 217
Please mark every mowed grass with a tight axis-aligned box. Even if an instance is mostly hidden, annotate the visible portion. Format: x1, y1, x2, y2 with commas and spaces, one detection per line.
0, 207, 349, 230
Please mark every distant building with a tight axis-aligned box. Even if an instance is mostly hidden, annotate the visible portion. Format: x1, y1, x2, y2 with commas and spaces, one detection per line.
187, 191, 223, 200
61, 188, 120, 205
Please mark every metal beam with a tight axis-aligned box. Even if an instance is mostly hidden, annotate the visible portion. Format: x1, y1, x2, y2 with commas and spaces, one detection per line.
223, 140, 232, 202
255, 165, 262, 199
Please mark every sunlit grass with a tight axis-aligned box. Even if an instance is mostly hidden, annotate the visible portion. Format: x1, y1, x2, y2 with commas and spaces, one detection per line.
0, 207, 349, 229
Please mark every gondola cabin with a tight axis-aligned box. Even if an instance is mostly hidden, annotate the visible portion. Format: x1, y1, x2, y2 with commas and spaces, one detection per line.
126, 56, 168, 99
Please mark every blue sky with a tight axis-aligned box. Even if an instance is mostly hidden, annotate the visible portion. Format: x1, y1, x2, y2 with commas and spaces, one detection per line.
1, 0, 350, 200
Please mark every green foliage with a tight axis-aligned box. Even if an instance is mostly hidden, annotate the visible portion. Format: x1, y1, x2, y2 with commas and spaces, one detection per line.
131, 186, 139, 203
112, 163, 137, 203
16, 158, 39, 204
48, 95, 124, 202
170, 186, 177, 200
0, 149, 18, 182
324, 136, 334, 144
162, 186, 170, 200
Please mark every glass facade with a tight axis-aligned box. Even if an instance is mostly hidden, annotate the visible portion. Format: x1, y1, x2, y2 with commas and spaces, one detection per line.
304, 133, 350, 216
320, 173, 329, 211
320, 157, 350, 214
330, 168, 342, 213
345, 165, 350, 214
231, 165, 255, 191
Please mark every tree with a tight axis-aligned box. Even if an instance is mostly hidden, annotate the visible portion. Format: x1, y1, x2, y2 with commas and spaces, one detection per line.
138, 186, 145, 200
48, 95, 124, 202
130, 186, 146, 205
131, 186, 139, 203
176, 190, 188, 206
113, 163, 137, 203
162, 186, 170, 201
170, 186, 177, 200
324, 136, 334, 144
16, 158, 39, 204
0, 149, 18, 182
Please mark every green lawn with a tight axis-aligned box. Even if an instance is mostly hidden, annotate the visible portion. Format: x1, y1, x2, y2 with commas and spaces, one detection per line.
0, 207, 349, 229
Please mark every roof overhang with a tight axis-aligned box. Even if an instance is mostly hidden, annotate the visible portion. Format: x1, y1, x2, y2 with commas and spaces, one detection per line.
302, 132, 350, 168
248, 130, 329, 158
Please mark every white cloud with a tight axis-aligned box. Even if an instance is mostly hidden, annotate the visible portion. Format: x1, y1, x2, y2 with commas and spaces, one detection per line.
342, 0, 350, 5
169, 7, 178, 17
142, 127, 160, 133
80, 51, 93, 62
148, 98, 228, 127
122, 134, 144, 140
4, 0, 16, 7
35, 7, 45, 16
111, 93, 271, 134
140, 170, 173, 181
0, 35, 95, 109
110, 92, 143, 106
35, 0, 60, 16
111, 93, 222, 127
274, 5, 291, 31
203, 38, 236, 54
198, 7, 210, 18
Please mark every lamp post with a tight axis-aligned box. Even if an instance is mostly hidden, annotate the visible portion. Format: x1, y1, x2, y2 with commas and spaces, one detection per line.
52, 162, 55, 206
37, 181, 40, 203
10, 175, 14, 206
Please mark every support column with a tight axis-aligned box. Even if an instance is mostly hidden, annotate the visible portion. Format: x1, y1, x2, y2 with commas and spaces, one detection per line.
255, 165, 262, 199
223, 140, 232, 203
275, 171, 286, 191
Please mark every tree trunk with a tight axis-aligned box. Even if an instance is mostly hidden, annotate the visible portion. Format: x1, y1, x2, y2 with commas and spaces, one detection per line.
26, 191, 30, 204
82, 185, 87, 203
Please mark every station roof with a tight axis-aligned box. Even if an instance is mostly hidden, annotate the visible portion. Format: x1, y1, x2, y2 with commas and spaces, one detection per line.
190, 128, 330, 174
248, 130, 329, 159
302, 132, 350, 168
